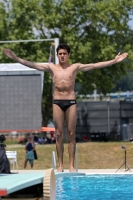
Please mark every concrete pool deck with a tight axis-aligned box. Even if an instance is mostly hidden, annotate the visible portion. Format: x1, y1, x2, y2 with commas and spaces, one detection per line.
17, 168, 133, 174
1, 169, 132, 198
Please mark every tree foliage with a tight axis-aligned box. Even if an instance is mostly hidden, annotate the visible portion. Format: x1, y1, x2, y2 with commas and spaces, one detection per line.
113, 71, 133, 92
1, 0, 133, 124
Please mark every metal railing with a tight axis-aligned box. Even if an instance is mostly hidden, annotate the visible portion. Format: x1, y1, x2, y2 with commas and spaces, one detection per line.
52, 151, 56, 170
52, 145, 78, 172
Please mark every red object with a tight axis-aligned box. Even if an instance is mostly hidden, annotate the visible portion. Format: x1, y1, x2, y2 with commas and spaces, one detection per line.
0, 127, 55, 133
42, 127, 55, 132
50, 131, 54, 138
83, 135, 89, 142
19, 138, 24, 142
0, 189, 7, 196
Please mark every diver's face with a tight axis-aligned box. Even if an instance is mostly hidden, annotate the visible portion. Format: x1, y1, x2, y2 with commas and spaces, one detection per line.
57, 49, 70, 64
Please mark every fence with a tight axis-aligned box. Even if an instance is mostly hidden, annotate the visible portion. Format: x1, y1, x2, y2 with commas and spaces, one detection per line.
76, 101, 133, 141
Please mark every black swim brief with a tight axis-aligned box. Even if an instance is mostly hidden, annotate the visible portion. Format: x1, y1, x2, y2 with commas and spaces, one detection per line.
53, 100, 76, 112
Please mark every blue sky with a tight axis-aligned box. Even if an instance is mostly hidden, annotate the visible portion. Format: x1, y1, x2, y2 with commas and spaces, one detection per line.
128, 16, 133, 29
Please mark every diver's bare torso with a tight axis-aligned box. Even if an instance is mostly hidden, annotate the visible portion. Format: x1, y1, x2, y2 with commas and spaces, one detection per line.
49, 63, 78, 100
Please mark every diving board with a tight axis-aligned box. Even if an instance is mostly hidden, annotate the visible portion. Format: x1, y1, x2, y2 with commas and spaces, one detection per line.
0, 170, 85, 199
0, 169, 56, 199
0, 172, 45, 196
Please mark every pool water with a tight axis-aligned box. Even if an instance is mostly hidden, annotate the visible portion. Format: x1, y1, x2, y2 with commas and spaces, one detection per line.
56, 174, 133, 200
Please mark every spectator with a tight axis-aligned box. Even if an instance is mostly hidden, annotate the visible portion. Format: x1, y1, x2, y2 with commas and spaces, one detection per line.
43, 137, 48, 144
34, 134, 38, 143
50, 131, 56, 143
83, 134, 89, 142
24, 136, 35, 168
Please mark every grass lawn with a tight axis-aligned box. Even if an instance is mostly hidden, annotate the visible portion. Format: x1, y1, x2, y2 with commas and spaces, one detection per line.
6, 142, 133, 170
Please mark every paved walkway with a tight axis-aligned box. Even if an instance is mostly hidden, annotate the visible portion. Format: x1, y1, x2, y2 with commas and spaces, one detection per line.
17, 168, 133, 174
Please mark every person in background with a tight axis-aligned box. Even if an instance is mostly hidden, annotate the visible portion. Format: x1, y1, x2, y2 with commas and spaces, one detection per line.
33, 134, 38, 143
83, 134, 89, 142
50, 131, 56, 143
24, 135, 35, 168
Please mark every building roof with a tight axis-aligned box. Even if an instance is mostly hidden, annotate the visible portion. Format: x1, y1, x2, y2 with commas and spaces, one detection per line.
0, 63, 45, 75
0, 63, 44, 91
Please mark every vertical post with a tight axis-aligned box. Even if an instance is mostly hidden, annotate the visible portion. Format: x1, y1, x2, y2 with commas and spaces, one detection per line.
54, 38, 59, 64
92, 83, 97, 101
107, 101, 110, 138
125, 149, 126, 171
120, 101, 122, 140
52, 151, 56, 170
76, 145, 78, 172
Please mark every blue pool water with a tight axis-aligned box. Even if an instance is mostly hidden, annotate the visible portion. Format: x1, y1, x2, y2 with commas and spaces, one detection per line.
56, 174, 133, 200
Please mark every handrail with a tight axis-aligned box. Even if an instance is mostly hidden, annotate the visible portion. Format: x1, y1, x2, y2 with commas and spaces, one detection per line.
52, 151, 56, 170
52, 145, 78, 172
76, 145, 78, 172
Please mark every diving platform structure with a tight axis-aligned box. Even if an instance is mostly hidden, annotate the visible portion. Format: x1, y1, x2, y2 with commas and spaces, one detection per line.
0, 169, 85, 199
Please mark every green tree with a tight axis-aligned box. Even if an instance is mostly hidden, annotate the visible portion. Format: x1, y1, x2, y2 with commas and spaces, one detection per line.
1, 0, 133, 124
113, 71, 133, 92
0, 0, 54, 126
43, 0, 133, 95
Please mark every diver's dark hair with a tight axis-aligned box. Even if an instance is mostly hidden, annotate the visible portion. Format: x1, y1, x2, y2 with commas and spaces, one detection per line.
56, 43, 70, 54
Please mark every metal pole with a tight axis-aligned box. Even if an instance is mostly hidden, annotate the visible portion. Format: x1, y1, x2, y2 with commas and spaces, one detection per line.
76, 145, 78, 172
0, 38, 60, 64
1, 37, 60, 110
54, 38, 59, 64
125, 149, 126, 171
0, 39, 56, 43
107, 101, 110, 137
52, 151, 56, 170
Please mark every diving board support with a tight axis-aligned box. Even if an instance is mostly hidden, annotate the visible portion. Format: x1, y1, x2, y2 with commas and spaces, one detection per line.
52, 151, 56, 170
43, 168, 56, 200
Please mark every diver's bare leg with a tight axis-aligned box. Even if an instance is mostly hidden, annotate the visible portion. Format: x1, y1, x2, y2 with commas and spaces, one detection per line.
65, 104, 77, 172
53, 104, 65, 172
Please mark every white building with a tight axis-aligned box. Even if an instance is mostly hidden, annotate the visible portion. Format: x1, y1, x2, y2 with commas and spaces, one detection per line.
0, 63, 44, 132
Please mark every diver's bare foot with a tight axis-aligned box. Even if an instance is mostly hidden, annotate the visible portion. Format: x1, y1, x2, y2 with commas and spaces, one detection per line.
69, 166, 76, 172
56, 166, 64, 172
